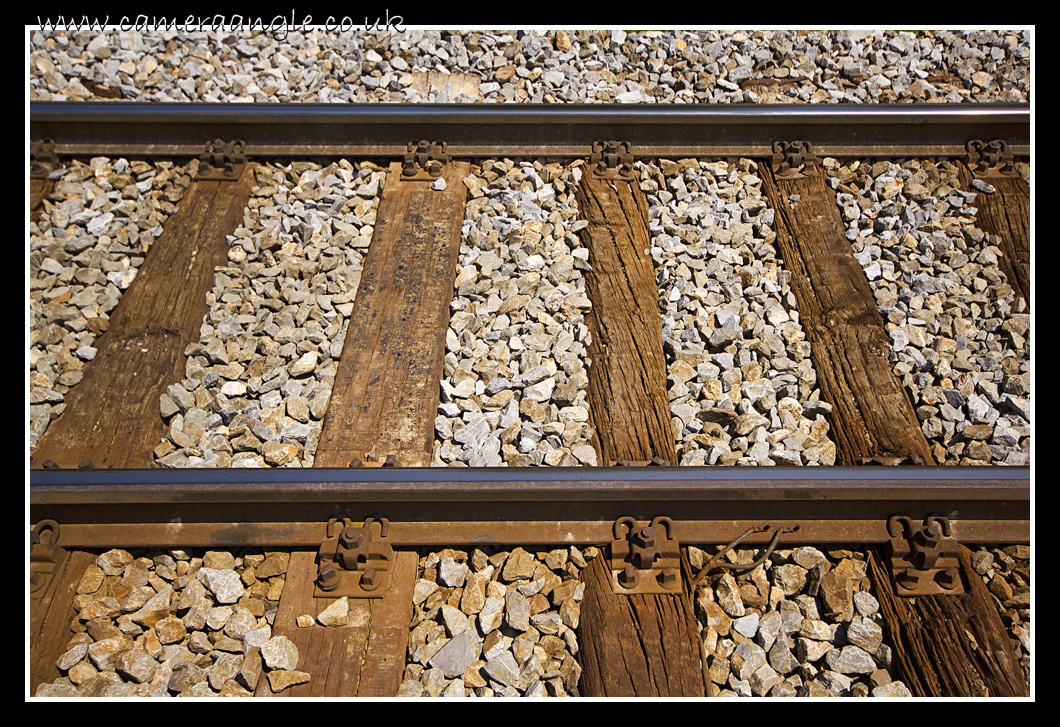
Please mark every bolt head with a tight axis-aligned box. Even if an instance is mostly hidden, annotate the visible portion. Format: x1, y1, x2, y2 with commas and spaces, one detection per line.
634, 526, 656, 548
318, 564, 340, 591
361, 568, 381, 591
936, 567, 961, 591
619, 564, 639, 588
658, 568, 679, 589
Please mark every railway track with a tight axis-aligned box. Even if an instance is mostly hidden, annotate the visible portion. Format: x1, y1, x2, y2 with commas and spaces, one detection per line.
29, 101, 1031, 698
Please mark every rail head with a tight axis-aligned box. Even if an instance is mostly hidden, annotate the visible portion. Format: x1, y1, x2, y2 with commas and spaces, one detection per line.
29, 101, 1032, 159
29, 465, 1030, 504
29, 466, 1030, 548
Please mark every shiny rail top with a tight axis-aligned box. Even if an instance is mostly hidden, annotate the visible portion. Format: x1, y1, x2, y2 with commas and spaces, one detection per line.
30, 102, 1031, 159
30, 467, 1030, 547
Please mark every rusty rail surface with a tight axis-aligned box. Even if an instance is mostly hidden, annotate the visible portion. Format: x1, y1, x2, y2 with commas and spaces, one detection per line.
30, 102, 1031, 159
30, 466, 1030, 548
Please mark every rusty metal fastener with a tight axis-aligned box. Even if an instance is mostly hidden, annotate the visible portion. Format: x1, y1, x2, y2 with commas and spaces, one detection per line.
340, 527, 364, 548
658, 568, 678, 589
361, 568, 382, 591
771, 140, 817, 179
965, 139, 1016, 178
589, 140, 635, 181
619, 564, 639, 588
30, 519, 66, 597
635, 526, 657, 548
197, 139, 248, 181
936, 567, 961, 591
402, 140, 449, 180
318, 563, 340, 591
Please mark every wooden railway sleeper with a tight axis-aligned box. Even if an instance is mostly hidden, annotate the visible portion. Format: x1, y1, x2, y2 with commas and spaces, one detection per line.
314, 515, 394, 598
29, 519, 66, 599
885, 514, 965, 597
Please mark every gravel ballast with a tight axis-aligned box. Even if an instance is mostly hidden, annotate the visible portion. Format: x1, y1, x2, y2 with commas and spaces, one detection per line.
639, 157, 837, 466
30, 158, 194, 452
433, 159, 595, 468
30, 29, 1029, 106
398, 545, 593, 697
152, 159, 383, 468
35, 548, 295, 697
823, 157, 1030, 466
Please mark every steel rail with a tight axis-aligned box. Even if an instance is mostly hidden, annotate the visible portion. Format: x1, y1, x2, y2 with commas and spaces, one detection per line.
30, 466, 1030, 548
29, 102, 1031, 159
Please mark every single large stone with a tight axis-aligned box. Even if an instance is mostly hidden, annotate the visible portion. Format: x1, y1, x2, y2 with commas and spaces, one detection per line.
483, 651, 521, 686
127, 586, 173, 628
198, 568, 245, 604
733, 612, 760, 638
95, 551, 134, 576
114, 648, 159, 684
255, 552, 290, 579
478, 596, 505, 633
819, 559, 866, 621
791, 547, 828, 569
224, 605, 259, 638
36, 683, 82, 697
730, 642, 768, 682
429, 629, 481, 678
772, 564, 808, 596
873, 681, 913, 697
154, 616, 187, 644
800, 618, 834, 641
440, 604, 471, 637
853, 590, 880, 617
267, 670, 311, 693
177, 578, 209, 611
88, 634, 134, 671
438, 557, 469, 588
559, 597, 580, 629
262, 635, 300, 671
505, 590, 531, 631
756, 610, 783, 652
846, 615, 883, 653
202, 551, 236, 570
825, 645, 877, 675
57, 642, 90, 671
316, 597, 350, 626
290, 351, 318, 377
206, 605, 233, 630
768, 641, 800, 675
239, 648, 263, 690
814, 670, 852, 696
796, 637, 833, 663
716, 573, 745, 617
460, 571, 488, 614
77, 564, 105, 594
501, 548, 537, 581
208, 652, 244, 690
750, 664, 783, 696
413, 578, 439, 606
244, 625, 272, 652
700, 600, 732, 636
